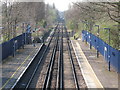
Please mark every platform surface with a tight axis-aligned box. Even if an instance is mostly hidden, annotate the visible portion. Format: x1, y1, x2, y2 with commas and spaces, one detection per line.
1, 43, 42, 89
71, 40, 103, 89
72, 39, 118, 89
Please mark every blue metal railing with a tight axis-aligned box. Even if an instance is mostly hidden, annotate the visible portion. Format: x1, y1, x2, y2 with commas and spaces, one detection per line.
82, 30, 120, 72
1, 33, 31, 60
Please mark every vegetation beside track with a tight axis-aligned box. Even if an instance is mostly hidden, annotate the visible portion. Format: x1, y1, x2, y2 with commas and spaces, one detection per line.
65, 2, 120, 50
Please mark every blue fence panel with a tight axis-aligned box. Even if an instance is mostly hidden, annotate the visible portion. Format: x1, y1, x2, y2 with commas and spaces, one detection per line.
118, 52, 120, 72
91, 34, 97, 49
1, 32, 31, 60
86, 32, 89, 42
103, 42, 109, 62
2, 39, 14, 60
15, 34, 23, 49
82, 30, 120, 72
25, 33, 32, 44
98, 39, 104, 56
109, 46, 119, 72
87, 33, 91, 43
94, 36, 99, 49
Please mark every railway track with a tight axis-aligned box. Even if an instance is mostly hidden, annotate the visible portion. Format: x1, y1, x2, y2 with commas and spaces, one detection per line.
12, 23, 87, 89
42, 28, 60, 89
12, 24, 59, 89
56, 26, 64, 89
65, 27, 79, 89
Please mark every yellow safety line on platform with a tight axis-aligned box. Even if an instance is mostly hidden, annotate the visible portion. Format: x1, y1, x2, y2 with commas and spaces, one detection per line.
71, 40, 104, 89
1, 49, 35, 89
76, 42, 103, 88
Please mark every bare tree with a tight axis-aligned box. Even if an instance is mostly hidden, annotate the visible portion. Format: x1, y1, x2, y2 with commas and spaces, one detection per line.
2, 2, 47, 41
65, 1, 120, 49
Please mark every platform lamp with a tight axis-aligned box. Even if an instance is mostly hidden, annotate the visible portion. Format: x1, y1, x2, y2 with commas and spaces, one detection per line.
95, 25, 100, 58
104, 28, 111, 71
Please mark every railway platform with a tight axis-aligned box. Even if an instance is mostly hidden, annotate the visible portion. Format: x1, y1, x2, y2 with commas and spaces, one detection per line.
71, 38, 118, 89
1, 43, 43, 89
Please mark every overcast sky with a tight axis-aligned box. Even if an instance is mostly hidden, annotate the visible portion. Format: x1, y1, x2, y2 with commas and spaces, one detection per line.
45, 0, 119, 11
1, 0, 119, 11
45, 0, 79, 11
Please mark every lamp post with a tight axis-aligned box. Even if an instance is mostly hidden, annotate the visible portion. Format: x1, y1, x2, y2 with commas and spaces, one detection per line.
104, 28, 110, 71
95, 25, 100, 58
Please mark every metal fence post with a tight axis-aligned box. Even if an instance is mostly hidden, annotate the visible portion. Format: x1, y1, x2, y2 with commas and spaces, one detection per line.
90, 33, 92, 49
95, 25, 100, 58
25, 32, 26, 44
104, 28, 111, 71
89, 23, 92, 49
13, 40, 17, 57
13, 40, 15, 57
22, 23, 24, 49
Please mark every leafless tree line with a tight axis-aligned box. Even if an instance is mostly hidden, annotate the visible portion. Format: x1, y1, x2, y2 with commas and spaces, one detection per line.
65, 2, 120, 29
1, 1, 57, 42
65, 1, 120, 49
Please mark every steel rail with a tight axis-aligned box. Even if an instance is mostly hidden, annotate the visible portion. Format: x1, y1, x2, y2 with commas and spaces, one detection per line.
65, 27, 80, 90
12, 24, 59, 89
60, 26, 64, 89
24, 24, 59, 89
56, 31, 61, 89
56, 25, 64, 89
42, 28, 60, 90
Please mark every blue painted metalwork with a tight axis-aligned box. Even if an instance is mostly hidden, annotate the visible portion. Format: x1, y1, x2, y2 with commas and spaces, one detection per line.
82, 30, 120, 72
1, 32, 31, 60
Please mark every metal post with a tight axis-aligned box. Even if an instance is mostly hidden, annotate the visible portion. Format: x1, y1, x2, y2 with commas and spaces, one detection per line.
13, 40, 15, 57
89, 23, 92, 49
82, 21, 87, 44
108, 60, 110, 71
108, 28, 111, 71
25, 32, 26, 44
108, 29, 110, 48
95, 25, 99, 58
81, 20, 85, 42
104, 28, 111, 71
83, 21, 90, 45
22, 23, 24, 49
25, 23, 28, 44
88, 23, 91, 49
13, 40, 17, 57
